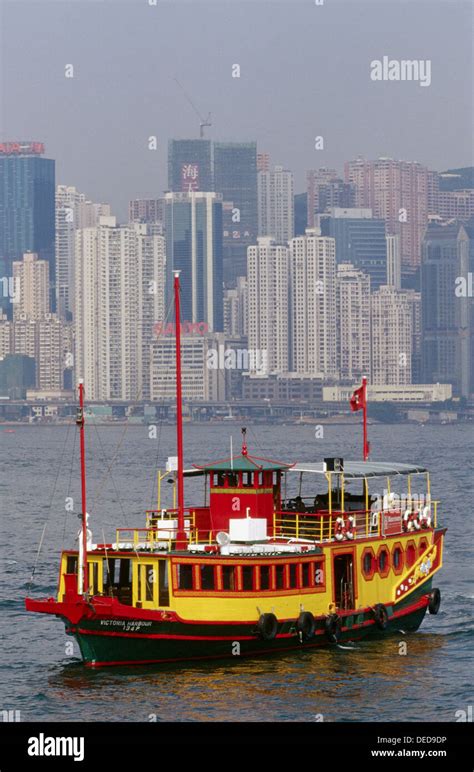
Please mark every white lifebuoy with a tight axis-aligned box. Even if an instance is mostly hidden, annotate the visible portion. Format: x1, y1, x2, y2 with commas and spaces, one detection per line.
334, 516, 345, 542
345, 515, 355, 540
419, 505, 431, 528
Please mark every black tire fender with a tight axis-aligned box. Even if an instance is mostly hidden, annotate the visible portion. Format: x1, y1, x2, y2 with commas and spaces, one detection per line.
257, 612, 278, 641
296, 611, 316, 640
428, 587, 441, 615
373, 603, 389, 630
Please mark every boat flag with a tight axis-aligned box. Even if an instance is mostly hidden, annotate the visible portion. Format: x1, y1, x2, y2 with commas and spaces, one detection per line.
350, 377, 370, 461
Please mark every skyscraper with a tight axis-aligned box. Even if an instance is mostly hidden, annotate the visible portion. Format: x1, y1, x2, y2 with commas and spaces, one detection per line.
12, 252, 49, 320
336, 263, 371, 382
214, 142, 258, 283
386, 234, 401, 289
320, 208, 387, 289
0, 142, 55, 315
288, 229, 337, 377
258, 165, 294, 244
129, 198, 165, 224
164, 192, 223, 332
371, 286, 413, 385
345, 157, 428, 276
307, 168, 355, 227
421, 221, 472, 397
247, 237, 289, 375
74, 217, 165, 400
56, 185, 111, 320
168, 139, 212, 193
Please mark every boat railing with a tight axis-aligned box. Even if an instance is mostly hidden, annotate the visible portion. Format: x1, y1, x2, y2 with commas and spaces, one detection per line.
273, 501, 438, 542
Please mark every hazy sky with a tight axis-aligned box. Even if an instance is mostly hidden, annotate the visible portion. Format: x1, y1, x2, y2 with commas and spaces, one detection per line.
1, 0, 472, 220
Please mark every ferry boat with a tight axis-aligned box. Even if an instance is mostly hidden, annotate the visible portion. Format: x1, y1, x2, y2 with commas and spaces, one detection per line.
25, 273, 445, 667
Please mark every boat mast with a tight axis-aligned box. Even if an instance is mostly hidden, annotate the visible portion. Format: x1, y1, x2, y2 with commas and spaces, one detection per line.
173, 271, 187, 549
76, 380, 88, 594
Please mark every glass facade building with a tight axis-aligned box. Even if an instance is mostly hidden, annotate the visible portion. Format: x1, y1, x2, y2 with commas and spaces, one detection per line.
164, 192, 223, 332
0, 154, 55, 315
213, 142, 257, 284
320, 213, 387, 290
167, 139, 213, 193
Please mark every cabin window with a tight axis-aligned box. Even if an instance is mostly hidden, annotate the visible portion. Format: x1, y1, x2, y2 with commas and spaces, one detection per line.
406, 543, 416, 568
66, 555, 78, 575
222, 565, 236, 591
177, 563, 193, 590
259, 565, 270, 590
378, 549, 389, 573
103, 558, 133, 604
158, 560, 170, 606
289, 563, 298, 589
200, 564, 215, 591
242, 566, 253, 591
363, 552, 373, 575
275, 564, 285, 589
314, 561, 324, 585
227, 473, 238, 487
393, 547, 403, 570
302, 562, 311, 588
243, 472, 253, 487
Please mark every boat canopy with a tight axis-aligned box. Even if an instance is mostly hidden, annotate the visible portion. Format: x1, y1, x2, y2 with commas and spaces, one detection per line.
192, 453, 294, 473
289, 461, 427, 479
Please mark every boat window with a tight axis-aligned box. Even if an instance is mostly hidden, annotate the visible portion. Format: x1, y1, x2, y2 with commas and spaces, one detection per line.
226, 472, 238, 487
200, 564, 215, 590
363, 551, 373, 575
393, 547, 403, 570
222, 565, 235, 591
289, 563, 298, 589
302, 562, 311, 588
177, 563, 193, 590
242, 565, 253, 591
406, 543, 416, 568
243, 472, 253, 487
259, 565, 270, 590
66, 555, 78, 574
103, 558, 133, 604
158, 560, 170, 606
378, 549, 389, 573
275, 564, 285, 589
314, 560, 324, 585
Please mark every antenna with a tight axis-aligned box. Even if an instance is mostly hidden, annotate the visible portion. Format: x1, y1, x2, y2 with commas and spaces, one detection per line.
174, 78, 212, 138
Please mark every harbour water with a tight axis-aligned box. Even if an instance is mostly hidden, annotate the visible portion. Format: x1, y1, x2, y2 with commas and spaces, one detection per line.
1, 422, 472, 722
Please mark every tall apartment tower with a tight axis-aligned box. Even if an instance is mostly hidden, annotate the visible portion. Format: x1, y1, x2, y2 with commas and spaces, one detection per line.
258, 165, 294, 244
224, 276, 248, 338
12, 252, 50, 319
0, 142, 55, 315
371, 286, 413, 385
128, 198, 165, 224
56, 185, 111, 320
288, 229, 337, 378
247, 237, 289, 375
336, 263, 371, 381
307, 168, 355, 227
345, 157, 428, 275
74, 217, 165, 400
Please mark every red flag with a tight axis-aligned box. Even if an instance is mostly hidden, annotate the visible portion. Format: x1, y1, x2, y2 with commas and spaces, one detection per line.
350, 385, 365, 412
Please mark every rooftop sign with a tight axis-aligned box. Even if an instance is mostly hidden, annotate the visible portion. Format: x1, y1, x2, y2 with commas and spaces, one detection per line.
0, 142, 45, 156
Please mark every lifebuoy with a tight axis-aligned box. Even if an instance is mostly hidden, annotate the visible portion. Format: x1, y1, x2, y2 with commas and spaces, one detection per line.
419, 506, 432, 529
296, 611, 316, 640
257, 613, 278, 641
325, 614, 342, 643
403, 510, 420, 532
334, 517, 345, 542
373, 603, 389, 630
428, 587, 441, 615
345, 515, 355, 540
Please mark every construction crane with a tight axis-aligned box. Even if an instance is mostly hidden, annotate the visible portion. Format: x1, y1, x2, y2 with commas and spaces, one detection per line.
174, 78, 212, 138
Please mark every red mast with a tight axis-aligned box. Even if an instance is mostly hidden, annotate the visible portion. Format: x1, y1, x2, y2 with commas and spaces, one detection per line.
77, 381, 88, 594
174, 272, 187, 549
362, 376, 369, 462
